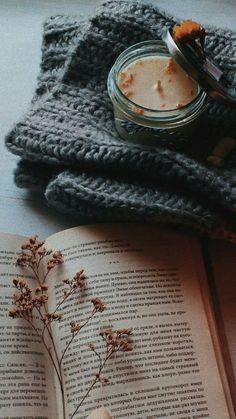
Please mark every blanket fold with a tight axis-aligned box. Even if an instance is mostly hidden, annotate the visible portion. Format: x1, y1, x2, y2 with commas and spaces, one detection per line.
6, 0, 236, 240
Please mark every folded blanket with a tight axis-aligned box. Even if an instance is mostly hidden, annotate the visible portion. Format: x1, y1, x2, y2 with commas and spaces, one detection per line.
5, 0, 236, 241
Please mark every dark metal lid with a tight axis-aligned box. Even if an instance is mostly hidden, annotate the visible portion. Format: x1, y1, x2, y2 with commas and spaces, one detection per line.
162, 28, 236, 105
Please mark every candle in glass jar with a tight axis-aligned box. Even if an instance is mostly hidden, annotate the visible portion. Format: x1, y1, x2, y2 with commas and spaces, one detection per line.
118, 56, 198, 111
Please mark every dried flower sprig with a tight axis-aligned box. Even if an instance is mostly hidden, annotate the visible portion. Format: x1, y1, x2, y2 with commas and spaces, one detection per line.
70, 327, 133, 419
16, 235, 63, 285
9, 235, 133, 419
99, 327, 133, 352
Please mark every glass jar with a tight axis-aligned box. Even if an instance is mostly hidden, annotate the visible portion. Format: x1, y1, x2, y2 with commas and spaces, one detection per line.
107, 40, 207, 147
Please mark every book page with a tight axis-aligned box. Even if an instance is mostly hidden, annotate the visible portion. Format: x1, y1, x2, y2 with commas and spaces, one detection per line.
0, 233, 58, 419
206, 240, 236, 407
46, 223, 234, 419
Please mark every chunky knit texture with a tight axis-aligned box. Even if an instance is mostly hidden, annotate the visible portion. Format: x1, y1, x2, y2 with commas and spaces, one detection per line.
5, 1, 236, 240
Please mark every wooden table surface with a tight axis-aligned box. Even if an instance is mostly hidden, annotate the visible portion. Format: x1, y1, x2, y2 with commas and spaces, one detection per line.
0, 0, 236, 406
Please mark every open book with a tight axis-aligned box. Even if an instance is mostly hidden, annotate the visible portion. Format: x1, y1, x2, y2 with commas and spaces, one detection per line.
0, 223, 235, 419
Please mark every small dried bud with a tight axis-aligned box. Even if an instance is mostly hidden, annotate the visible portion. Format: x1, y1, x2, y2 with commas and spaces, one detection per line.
13, 279, 19, 287
91, 297, 106, 312
100, 327, 133, 353
52, 250, 63, 260
116, 328, 133, 336
99, 327, 113, 337
45, 312, 63, 322
19, 281, 24, 289
16, 253, 32, 266
52, 312, 63, 321
38, 247, 47, 256
70, 320, 80, 334
47, 250, 63, 270
88, 342, 96, 351
35, 294, 48, 304
99, 376, 109, 384
9, 308, 18, 318
63, 289, 69, 297
73, 270, 86, 289
118, 339, 134, 352
29, 235, 37, 245
63, 278, 70, 285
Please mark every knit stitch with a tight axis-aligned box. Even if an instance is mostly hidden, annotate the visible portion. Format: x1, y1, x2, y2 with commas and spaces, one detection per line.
5, 1, 236, 240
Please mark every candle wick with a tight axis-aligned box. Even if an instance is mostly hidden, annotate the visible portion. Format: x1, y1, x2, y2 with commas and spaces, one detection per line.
156, 80, 163, 94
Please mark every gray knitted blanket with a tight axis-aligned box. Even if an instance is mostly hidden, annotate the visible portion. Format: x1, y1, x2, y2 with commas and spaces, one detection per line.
5, 0, 236, 240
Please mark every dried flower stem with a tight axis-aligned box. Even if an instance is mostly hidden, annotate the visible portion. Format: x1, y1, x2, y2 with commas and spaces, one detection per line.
59, 309, 97, 368
70, 376, 99, 419
10, 236, 133, 419
71, 328, 133, 418
35, 306, 61, 368
70, 355, 109, 419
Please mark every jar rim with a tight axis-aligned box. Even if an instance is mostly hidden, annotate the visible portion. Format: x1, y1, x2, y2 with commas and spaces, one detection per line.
107, 40, 207, 128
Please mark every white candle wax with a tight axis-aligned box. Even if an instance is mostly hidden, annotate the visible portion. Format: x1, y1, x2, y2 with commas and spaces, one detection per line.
118, 56, 198, 111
